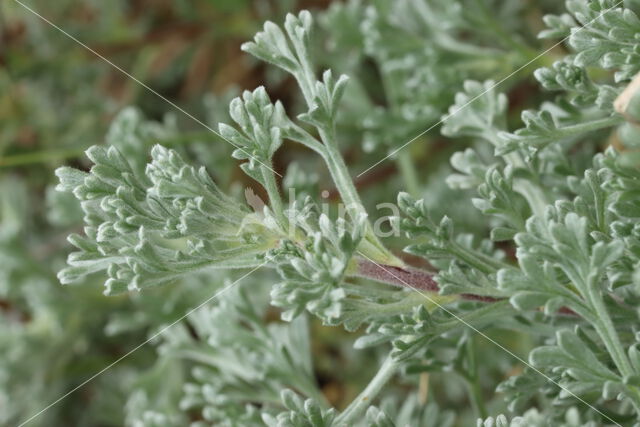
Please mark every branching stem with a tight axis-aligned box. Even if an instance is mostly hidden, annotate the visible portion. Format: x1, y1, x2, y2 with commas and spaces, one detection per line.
354, 259, 497, 302
354, 259, 579, 316
319, 128, 404, 267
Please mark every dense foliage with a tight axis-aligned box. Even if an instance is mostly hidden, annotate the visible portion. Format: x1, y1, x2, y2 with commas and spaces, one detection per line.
5, 0, 640, 425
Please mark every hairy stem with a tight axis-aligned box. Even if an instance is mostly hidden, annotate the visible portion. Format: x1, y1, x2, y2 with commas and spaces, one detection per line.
541, 115, 624, 143
260, 164, 286, 227
587, 287, 633, 377
449, 242, 509, 275
290, 54, 404, 267
354, 259, 579, 317
320, 128, 404, 267
353, 259, 497, 302
586, 290, 640, 414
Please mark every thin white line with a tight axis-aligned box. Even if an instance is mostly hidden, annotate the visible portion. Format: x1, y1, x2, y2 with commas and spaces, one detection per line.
357, 252, 621, 426
13, 0, 282, 178
17, 263, 266, 427
357, 0, 625, 178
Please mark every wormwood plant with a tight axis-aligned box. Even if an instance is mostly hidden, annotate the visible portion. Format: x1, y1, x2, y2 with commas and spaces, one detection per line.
51, 0, 640, 425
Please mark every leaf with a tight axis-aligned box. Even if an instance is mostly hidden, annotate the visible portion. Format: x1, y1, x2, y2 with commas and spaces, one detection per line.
510, 291, 549, 311
57, 144, 272, 294
441, 80, 507, 144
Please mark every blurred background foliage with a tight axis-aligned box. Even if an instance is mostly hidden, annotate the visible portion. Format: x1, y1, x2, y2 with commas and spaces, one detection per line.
0, 0, 571, 425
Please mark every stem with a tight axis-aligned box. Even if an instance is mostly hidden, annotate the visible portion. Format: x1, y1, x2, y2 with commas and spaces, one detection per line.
335, 356, 399, 425
320, 129, 404, 267
260, 164, 286, 227
576, 272, 640, 413
397, 150, 420, 197
352, 291, 436, 315
588, 291, 633, 377
354, 259, 580, 317
590, 294, 640, 414
449, 242, 509, 275
412, 0, 504, 58
290, 56, 403, 267
433, 300, 514, 333
465, 370, 488, 418
499, 116, 622, 218
540, 116, 624, 144
0, 131, 223, 168
354, 259, 499, 302
320, 131, 366, 218
463, 336, 488, 419
378, 49, 421, 199
354, 259, 438, 292
0, 147, 87, 167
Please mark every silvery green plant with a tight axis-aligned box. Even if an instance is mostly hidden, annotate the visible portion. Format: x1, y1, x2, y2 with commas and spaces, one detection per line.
51, 0, 640, 425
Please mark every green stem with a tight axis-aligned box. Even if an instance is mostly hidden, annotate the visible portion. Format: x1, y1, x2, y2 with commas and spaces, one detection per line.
412, 1, 503, 58
0, 131, 221, 168
320, 131, 366, 218
320, 129, 403, 267
463, 336, 488, 419
500, 115, 622, 217
291, 53, 402, 267
335, 356, 399, 425
628, 388, 640, 416
397, 150, 420, 197
0, 147, 87, 167
588, 292, 632, 377
507, 116, 624, 149
449, 242, 509, 275
550, 115, 624, 141
433, 300, 514, 334
590, 305, 640, 415
378, 57, 421, 199
260, 164, 286, 228
288, 46, 404, 266
579, 275, 640, 413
